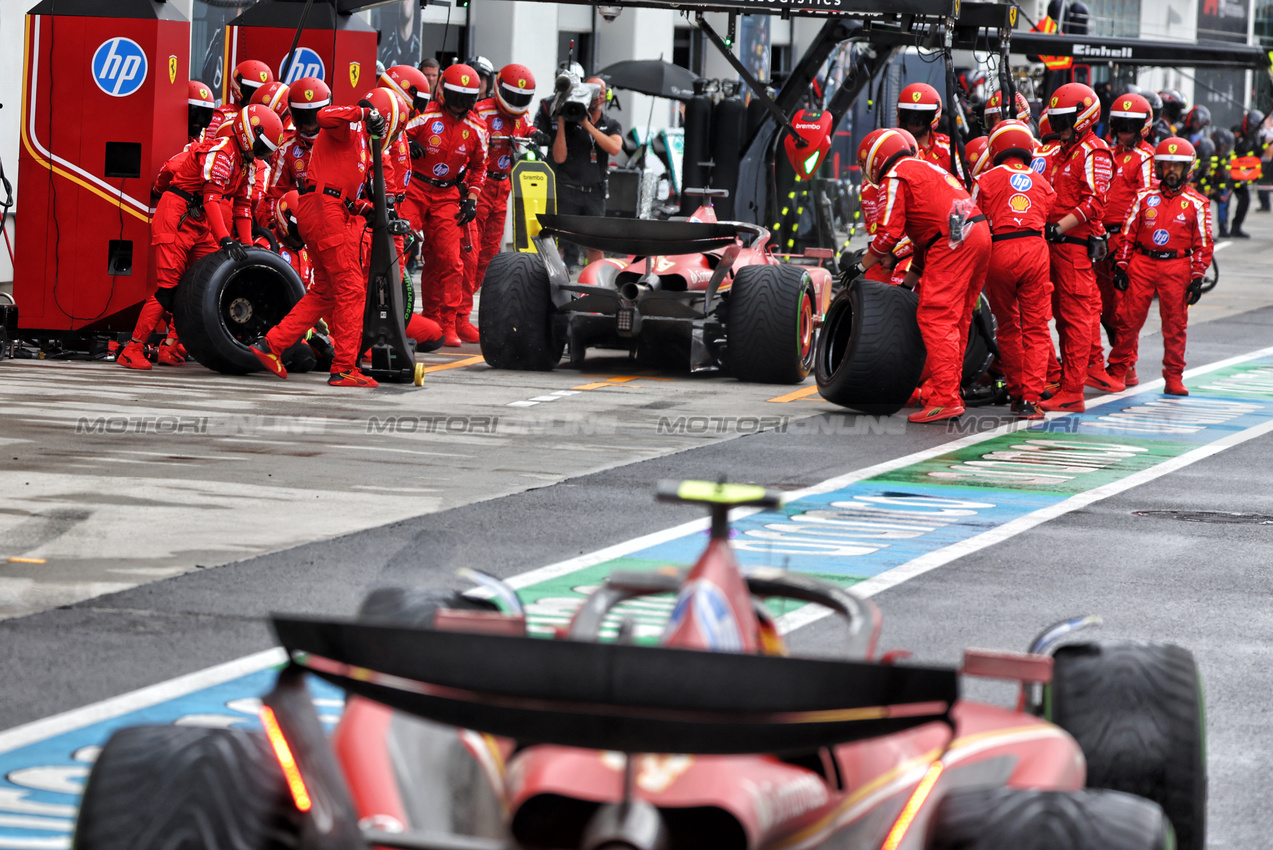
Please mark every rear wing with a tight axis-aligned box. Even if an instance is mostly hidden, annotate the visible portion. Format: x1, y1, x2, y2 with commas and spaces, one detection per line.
271, 616, 957, 755
536, 214, 763, 256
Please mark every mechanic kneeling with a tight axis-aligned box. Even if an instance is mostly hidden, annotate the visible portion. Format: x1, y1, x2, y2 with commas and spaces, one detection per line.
850, 128, 992, 424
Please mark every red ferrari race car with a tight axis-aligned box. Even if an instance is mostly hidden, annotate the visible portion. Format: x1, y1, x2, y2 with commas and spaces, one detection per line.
477, 204, 834, 383
73, 482, 1203, 850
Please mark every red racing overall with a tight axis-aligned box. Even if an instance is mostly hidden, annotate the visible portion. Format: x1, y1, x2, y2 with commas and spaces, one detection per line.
972, 161, 1056, 404
404, 103, 487, 334
1095, 139, 1155, 354
1047, 131, 1113, 392
870, 158, 991, 412
263, 105, 372, 375
1108, 185, 1212, 384
259, 131, 315, 231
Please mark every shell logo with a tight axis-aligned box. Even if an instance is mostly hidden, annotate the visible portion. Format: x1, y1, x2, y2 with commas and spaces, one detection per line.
1083, 97, 1092, 106
429, 135, 442, 146
304, 89, 314, 101
912, 92, 922, 103
250, 115, 260, 126
1009, 193, 1031, 212
945, 175, 961, 189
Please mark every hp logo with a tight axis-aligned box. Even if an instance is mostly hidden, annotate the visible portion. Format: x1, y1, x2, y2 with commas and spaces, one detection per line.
281, 48, 325, 85
92, 37, 148, 97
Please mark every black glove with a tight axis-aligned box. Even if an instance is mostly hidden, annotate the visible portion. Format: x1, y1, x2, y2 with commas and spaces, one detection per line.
409, 140, 425, 159
364, 109, 386, 137
1112, 266, 1130, 292
455, 197, 478, 225
1045, 222, 1064, 243
220, 237, 247, 262
531, 129, 552, 146
1186, 277, 1204, 305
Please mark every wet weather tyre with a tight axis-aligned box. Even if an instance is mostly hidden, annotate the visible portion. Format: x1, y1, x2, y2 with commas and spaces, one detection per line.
478, 252, 562, 370
73, 724, 300, 850
726, 265, 817, 384
1045, 641, 1206, 850
815, 278, 925, 415
928, 787, 1173, 850
173, 248, 306, 375
359, 587, 500, 628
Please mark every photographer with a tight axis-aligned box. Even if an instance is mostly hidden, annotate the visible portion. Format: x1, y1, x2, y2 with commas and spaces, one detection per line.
536, 76, 622, 268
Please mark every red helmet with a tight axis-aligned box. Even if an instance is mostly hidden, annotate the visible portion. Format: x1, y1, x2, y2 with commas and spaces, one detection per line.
986, 119, 1037, 166
983, 90, 1031, 128
1046, 82, 1101, 138
232, 103, 286, 158
362, 87, 407, 139
188, 80, 215, 110
287, 76, 331, 137
382, 64, 431, 113
965, 136, 990, 176
1154, 136, 1197, 189
1037, 109, 1052, 138
495, 63, 537, 116
440, 63, 481, 113
250, 81, 291, 120
231, 59, 273, 105
897, 82, 942, 133
275, 189, 302, 242
858, 128, 917, 185
1109, 92, 1152, 139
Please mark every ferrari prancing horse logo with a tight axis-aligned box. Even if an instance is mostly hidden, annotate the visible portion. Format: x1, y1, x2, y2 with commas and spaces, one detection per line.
349, 62, 361, 88
168, 55, 177, 84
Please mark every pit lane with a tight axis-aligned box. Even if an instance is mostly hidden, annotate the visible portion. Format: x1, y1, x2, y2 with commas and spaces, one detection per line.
2, 224, 1273, 848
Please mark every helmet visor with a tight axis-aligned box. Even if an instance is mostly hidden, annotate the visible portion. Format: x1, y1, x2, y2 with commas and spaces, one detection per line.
1048, 109, 1077, 134
499, 85, 535, 110
1109, 115, 1146, 136
445, 88, 478, 112
897, 107, 933, 132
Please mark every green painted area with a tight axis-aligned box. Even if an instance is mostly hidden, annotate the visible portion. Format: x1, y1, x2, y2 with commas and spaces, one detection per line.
1189, 363, 1273, 400
869, 430, 1196, 495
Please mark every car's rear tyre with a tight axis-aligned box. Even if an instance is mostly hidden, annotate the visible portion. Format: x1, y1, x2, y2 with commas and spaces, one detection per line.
73, 725, 299, 850
928, 787, 1173, 849
359, 587, 500, 628
173, 248, 307, 375
815, 278, 926, 415
726, 265, 817, 384
962, 294, 997, 388
478, 252, 563, 370
1044, 641, 1206, 850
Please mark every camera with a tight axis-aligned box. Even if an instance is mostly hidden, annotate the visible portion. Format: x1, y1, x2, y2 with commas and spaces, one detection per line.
550, 69, 601, 123
597, 5, 623, 21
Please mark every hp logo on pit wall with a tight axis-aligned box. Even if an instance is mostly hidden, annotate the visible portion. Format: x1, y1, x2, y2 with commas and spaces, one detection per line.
281, 48, 325, 85
92, 37, 148, 97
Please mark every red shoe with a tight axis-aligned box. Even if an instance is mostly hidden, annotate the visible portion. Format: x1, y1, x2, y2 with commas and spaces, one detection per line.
249, 337, 288, 379
443, 329, 462, 348
1041, 381, 1062, 400
1039, 390, 1086, 412
1124, 367, 1139, 387
156, 342, 185, 366
1164, 376, 1189, 396
175, 342, 189, 361
1015, 400, 1045, 420
328, 369, 379, 388
905, 386, 926, 408
406, 314, 444, 352
455, 320, 480, 344
1085, 366, 1125, 393
1109, 364, 1139, 388
116, 342, 152, 370
908, 403, 965, 424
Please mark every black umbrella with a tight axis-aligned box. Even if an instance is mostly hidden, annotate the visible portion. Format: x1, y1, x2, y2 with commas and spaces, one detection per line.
598, 59, 701, 101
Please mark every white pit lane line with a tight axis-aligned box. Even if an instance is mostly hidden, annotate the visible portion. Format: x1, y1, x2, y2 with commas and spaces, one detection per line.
3, 344, 1273, 755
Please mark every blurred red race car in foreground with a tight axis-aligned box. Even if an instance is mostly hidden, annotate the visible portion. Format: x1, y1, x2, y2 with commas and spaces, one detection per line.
74, 482, 1204, 850
478, 203, 834, 382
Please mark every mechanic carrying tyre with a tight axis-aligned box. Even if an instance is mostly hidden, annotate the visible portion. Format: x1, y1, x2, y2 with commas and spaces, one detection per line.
970, 120, 1056, 420
845, 128, 991, 423
249, 92, 402, 387
118, 105, 285, 371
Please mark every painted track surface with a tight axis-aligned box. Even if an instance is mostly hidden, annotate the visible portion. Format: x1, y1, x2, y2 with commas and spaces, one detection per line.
3, 237, 1273, 847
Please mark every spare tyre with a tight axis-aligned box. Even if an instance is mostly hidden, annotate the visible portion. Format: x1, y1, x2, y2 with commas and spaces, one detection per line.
727, 264, 817, 384
962, 293, 999, 388
173, 247, 307, 375
479, 252, 563, 371
815, 278, 926, 415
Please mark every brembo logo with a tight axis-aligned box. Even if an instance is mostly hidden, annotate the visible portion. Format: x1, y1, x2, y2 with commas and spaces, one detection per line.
92, 37, 148, 97
1074, 44, 1133, 58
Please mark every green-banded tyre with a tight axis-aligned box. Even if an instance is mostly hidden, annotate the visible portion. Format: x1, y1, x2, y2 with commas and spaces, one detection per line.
815, 278, 925, 414
173, 248, 306, 375
478, 252, 563, 370
73, 725, 300, 850
1044, 641, 1206, 850
726, 264, 817, 384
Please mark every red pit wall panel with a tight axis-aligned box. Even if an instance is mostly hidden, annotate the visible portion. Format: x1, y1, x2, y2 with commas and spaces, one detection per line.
225, 25, 377, 107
